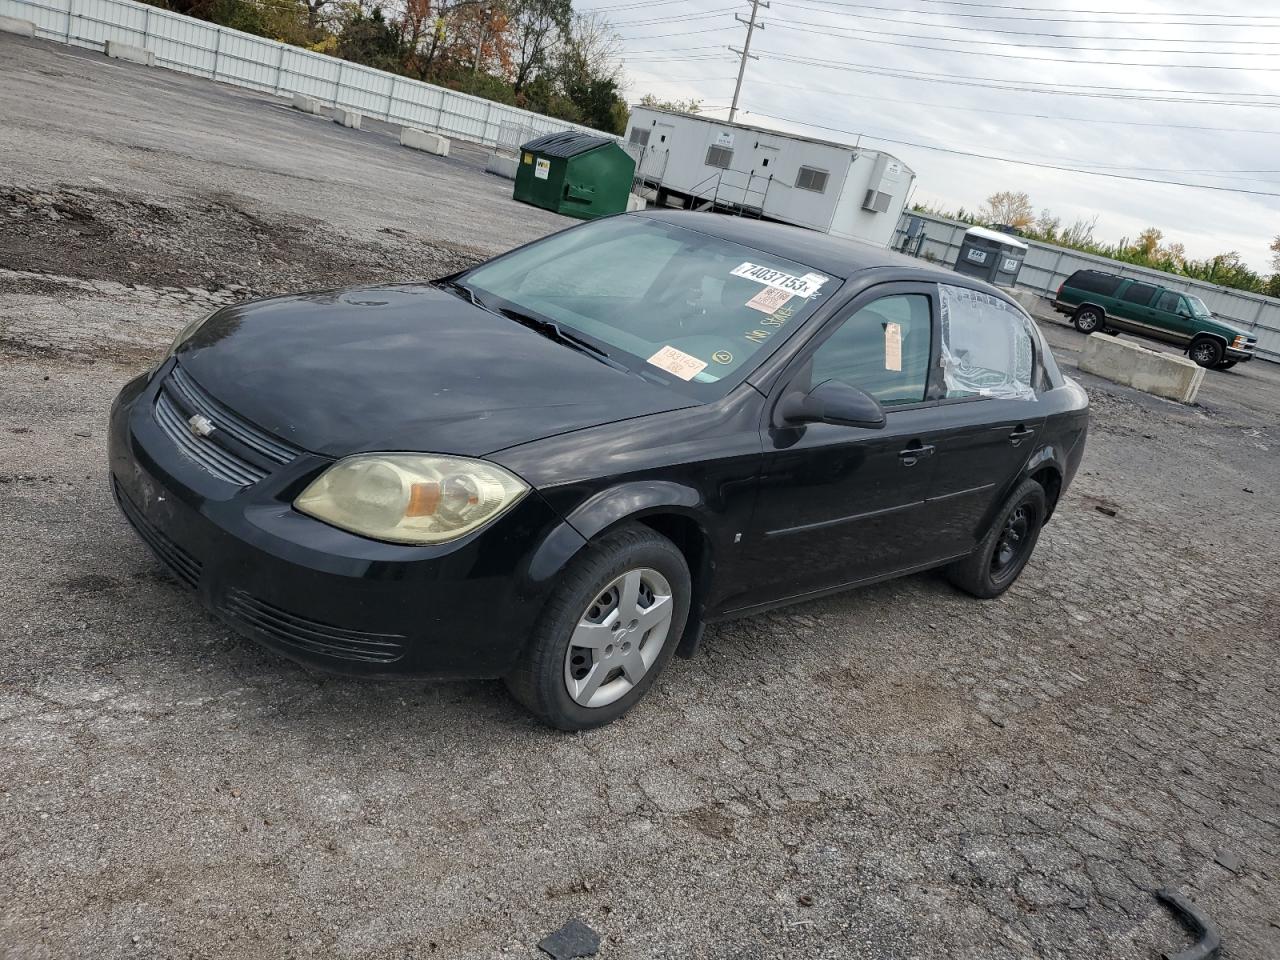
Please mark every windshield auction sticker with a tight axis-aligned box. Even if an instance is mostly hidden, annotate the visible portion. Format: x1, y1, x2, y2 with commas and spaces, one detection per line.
731, 262, 828, 298
648, 345, 708, 381
746, 287, 793, 314
884, 322, 903, 371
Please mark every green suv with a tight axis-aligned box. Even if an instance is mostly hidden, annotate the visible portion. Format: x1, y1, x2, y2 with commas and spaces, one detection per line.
1052, 269, 1257, 369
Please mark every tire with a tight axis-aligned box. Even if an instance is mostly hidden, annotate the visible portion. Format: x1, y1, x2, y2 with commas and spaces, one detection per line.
504, 525, 691, 731
1189, 337, 1224, 368
1215, 360, 1237, 370
1073, 306, 1103, 334
946, 478, 1047, 600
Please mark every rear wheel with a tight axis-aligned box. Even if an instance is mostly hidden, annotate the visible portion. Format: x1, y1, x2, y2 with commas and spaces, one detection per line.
1073, 306, 1103, 334
1190, 337, 1224, 368
946, 479, 1047, 599
504, 525, 691, 731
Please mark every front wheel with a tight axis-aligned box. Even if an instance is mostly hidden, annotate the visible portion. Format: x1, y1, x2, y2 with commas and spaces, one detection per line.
1073, 307, 1103, 334
505, 525, 691, 731
1189, 337, 1225, 368
946, 479, 1047, 599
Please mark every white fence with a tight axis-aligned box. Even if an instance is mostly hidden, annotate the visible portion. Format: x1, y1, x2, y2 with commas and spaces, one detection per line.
0, 0, 606, 149
894, 211, 1280, 362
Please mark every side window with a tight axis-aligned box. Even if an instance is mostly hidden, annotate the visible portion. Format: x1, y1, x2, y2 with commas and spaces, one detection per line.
939, 284, 1036, 400
1121, 282, 1159, 305
706, 145, 733, 169
1156, 291, 1180, 313
809, 294, 932, 406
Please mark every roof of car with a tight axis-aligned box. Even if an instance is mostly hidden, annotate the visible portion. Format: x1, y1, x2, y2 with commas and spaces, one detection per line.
631, 210, 961, 284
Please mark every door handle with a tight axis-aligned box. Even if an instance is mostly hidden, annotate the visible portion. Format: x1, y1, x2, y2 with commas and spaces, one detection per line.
1009, 425, 1036, 445
898, 443, 935, 465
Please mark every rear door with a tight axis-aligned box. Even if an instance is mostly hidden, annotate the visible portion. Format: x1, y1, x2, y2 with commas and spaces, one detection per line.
740, 284, 945, 606
922, 284, 1046, 558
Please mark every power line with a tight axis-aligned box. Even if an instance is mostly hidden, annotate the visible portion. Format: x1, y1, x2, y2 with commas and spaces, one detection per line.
796, 0, 1277, 15
742, 110, 1280, 197
608, 7, 738, 27
753, 50, 1280, 106
769, 0, 1280, 26
738, 76, 1280, 136
765, 20, 1280, 69
774, 3, 1280, 41
764, 17, 1280, 55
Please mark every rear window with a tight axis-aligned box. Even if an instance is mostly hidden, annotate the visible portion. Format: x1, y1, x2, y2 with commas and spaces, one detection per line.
1121, 282, 1159, 305
1066, 271, 1121, 296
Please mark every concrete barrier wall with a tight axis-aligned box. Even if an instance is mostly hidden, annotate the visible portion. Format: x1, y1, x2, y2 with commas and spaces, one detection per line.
893, 210, 1280, 363
1078, 334, 1206, 404
0, 0, 608, 151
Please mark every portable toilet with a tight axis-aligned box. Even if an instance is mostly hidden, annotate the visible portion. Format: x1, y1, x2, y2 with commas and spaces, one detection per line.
514, 132, 636, 220
954, 226, 1028, 286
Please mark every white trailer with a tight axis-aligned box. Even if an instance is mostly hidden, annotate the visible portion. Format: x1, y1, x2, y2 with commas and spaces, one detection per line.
624, 107, 915, 248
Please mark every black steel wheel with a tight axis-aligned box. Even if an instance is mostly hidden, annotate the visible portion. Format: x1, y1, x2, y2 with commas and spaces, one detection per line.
946, 478, 1047, 599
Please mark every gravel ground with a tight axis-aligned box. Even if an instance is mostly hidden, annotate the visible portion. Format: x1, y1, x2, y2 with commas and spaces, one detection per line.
2, 32, 1279, 960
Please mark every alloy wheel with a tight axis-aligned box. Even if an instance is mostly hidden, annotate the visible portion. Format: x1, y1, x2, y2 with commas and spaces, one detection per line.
563, 568, 675, 708
1192, 341, 1216, 364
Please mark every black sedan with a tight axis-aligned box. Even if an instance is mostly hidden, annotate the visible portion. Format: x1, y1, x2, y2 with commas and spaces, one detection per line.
109, 211, 1089, 730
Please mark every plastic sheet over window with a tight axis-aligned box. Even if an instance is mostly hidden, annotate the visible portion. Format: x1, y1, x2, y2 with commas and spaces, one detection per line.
939, 284, 1036, 400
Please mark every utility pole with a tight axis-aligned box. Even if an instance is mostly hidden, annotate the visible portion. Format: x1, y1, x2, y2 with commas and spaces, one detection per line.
729, 0, 767, 124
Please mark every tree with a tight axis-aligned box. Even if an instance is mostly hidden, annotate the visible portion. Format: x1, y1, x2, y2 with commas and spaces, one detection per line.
1135, 227, 1163, 258
337, 4, 404, 71
1270, 235, 1280, 273
1034, 209, 1060, 241
555, 11, 625, 133
639, 93, 700, 114
508, 0, 571, 93
980, 190, 1034, 229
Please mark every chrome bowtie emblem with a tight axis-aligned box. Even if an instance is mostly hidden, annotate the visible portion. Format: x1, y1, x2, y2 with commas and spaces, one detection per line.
187, 413, 215, 438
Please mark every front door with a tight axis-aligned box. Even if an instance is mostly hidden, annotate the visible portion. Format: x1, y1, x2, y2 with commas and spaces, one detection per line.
739, 285, 945, 607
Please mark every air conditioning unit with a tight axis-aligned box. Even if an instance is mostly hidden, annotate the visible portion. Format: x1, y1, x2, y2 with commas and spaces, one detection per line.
862, 189, 891, 213
861, 154, 904, 213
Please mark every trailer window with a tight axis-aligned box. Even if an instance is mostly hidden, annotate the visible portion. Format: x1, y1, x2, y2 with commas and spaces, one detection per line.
706, 145, 733, 169
629, 128, 650, 147
796, 166, 829, 193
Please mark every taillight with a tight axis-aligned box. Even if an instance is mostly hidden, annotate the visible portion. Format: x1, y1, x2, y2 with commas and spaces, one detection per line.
1057, 281, 1064, 298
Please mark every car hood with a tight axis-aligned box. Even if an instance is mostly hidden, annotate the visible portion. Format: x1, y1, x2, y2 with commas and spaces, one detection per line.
175, 284, 695, 459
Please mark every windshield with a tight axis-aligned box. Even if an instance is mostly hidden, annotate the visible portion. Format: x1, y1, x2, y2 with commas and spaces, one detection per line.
461, 216, 837, 397
1185, 294, 1212, 318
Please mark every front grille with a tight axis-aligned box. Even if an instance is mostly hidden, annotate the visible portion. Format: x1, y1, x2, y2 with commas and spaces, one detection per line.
153, 365, 301, 486
113, 478, 202, 589
221, 590, 407, 665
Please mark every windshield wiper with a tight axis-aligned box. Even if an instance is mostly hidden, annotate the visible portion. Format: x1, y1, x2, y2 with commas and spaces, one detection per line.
434, 277, 485, 309
496, 307, 632, 373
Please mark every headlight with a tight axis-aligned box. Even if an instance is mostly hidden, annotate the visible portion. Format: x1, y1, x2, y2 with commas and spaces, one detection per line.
294, 454, 529, 544
168, 309, 217, 356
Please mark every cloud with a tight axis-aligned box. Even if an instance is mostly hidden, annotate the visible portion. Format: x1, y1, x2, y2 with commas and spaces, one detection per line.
610, 0, 1280, 271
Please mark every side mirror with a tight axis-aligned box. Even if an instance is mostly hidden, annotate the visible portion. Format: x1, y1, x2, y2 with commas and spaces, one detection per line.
779, 380, 886, 429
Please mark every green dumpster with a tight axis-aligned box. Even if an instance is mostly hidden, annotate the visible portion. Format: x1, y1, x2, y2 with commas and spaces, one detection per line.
513, 131, 636, 220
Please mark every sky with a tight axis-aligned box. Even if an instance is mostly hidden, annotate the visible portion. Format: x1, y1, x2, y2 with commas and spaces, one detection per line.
590, 0, 1280, 272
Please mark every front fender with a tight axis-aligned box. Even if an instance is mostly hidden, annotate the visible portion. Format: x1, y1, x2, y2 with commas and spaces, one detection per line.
563, 480, 703, 541
525, 480, 704, 585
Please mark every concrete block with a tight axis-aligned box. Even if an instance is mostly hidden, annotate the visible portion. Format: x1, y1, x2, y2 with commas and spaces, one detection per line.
104, 40, 155, 66
333, 108, 361, 129
626, 192, 646, 212
0, 15, 37, 36
1078, 333, 1205, 404
291, 93, 320, 114
401, 127, 450, 156
484, 152, 520, 179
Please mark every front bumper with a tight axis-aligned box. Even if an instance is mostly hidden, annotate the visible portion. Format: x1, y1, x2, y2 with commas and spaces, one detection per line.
108, 361, 580, 678
1225, 347, 1255, 362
